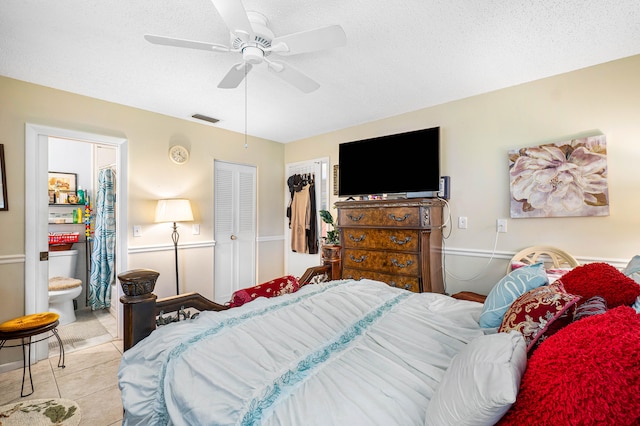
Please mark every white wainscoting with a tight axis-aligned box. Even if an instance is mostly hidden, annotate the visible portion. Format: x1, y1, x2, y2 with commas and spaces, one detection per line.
441, 246, 631, 296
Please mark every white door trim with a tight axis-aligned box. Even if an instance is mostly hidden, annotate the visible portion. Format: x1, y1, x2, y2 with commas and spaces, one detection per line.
25, 123, 128, 360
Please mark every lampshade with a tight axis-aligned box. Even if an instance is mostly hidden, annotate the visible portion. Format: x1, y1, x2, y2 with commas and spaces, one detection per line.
155, 199, 194, 223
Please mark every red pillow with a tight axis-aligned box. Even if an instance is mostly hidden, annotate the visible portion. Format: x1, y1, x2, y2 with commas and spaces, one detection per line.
228, 275, 300, 308
499, 282, 580, 354
498, 306, 640, 425
558, 262, 640, 307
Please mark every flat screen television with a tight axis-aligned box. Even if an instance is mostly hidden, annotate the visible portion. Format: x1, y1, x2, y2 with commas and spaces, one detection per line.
338, 127, 440, 198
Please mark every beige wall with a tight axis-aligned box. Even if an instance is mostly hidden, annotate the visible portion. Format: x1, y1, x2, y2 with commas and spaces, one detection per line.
2, 54, 639, 364
285, 55, 640, 295
0, 77, 286, 339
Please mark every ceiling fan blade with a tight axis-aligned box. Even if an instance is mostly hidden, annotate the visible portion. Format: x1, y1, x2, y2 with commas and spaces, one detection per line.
144, 34, 230, 52
217, 62, 253, 89
269, 25, 346, 56
210, 0, 253, 41
267, 60, 320, 93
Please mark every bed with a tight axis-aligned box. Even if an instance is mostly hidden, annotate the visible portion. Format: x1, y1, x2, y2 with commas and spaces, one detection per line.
118, 249, 640, 425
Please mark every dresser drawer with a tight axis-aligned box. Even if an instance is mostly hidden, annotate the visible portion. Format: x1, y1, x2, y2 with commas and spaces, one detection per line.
342, 268, 420, 293
339, 206, 422, 228
342, 228, 419, 251
343, 249, 419, 276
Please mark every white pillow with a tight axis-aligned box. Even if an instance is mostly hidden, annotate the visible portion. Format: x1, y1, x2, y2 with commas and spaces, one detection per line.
425, 331, 527, 426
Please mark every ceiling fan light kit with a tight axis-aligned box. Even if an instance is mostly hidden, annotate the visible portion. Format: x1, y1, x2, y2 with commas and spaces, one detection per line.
144, 0, 346, 93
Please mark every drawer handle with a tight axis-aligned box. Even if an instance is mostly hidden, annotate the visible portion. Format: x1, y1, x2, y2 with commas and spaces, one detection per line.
348, 233, 366, 242
388, 213, 410, 222
391, 258, 413, 268
389, 281, 411, 291
347, 213, 364, 222
349, 254, 368, 263
389, 235, 412, 245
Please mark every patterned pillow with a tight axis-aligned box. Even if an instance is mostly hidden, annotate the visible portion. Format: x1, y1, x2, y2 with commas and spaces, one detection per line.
499, 282, 580, 354
558, 262, 640, 308
479, 263, 549, 328
573, 296, 607, 322
228, 275, 300, 308
498, 306, 640, 425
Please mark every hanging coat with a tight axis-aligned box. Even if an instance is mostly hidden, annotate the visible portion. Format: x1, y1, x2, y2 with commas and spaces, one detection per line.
290, 183, 311, 253
306, 180, 318, 254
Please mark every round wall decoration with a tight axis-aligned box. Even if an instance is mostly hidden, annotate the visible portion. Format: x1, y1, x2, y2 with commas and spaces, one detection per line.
169, 145, 189, 164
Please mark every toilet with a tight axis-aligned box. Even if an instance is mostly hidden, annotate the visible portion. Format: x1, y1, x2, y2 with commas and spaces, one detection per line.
48, 250, 83, 326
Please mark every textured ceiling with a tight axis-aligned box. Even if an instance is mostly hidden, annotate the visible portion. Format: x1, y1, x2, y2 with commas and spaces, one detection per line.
1, 1, 640, 143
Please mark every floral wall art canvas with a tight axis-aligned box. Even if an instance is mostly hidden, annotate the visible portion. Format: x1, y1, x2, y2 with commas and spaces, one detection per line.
509, 135, 609, 218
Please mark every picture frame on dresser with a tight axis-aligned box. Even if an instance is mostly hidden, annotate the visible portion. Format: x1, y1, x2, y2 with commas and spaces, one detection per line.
0, 144, 7, 211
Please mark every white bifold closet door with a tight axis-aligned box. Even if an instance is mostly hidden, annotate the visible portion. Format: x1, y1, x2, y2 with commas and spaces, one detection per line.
213, 160, 256, 304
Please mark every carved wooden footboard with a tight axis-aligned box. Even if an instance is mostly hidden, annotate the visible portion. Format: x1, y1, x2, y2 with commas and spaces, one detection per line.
119, 258, 341, 351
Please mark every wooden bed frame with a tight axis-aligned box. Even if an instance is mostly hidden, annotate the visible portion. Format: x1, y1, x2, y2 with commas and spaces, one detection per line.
119, 255, 342, 351
122, 241, 573, 352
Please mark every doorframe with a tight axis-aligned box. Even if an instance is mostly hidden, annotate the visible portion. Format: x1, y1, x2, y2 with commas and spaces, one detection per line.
284, 157, 329, 277
25, 123, 128, 361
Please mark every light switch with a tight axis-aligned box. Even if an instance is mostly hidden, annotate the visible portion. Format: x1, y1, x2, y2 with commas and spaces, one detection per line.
192, 224, 200, 235
133, 225, 142, 237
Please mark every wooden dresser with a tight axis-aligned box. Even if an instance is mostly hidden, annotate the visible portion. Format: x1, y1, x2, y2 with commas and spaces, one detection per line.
336, 198, 444, 293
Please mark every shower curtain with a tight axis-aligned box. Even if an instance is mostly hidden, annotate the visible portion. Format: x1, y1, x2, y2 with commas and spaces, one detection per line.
88, 168, 116, 310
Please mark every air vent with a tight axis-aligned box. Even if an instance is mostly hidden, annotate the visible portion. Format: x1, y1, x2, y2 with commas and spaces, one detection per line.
192, 114, 219, 124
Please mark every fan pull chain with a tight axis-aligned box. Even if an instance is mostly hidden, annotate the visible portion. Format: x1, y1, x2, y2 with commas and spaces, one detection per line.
244, 64, 248, 149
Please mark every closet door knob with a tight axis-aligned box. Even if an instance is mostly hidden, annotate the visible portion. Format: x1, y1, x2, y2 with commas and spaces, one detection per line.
230, 235, 237, 240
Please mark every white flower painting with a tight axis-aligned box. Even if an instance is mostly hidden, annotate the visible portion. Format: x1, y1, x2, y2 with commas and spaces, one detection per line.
509, 135, 609, 218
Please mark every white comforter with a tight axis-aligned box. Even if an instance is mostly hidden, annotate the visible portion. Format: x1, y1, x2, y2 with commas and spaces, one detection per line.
118, 279, 484, 426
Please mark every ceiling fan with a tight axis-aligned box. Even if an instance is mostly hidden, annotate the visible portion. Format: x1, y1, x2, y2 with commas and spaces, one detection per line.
144, 0, 347, 93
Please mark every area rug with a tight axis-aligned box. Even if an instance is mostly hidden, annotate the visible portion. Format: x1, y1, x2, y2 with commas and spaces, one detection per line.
48, 308, 113, 356
0, 398, 81, 425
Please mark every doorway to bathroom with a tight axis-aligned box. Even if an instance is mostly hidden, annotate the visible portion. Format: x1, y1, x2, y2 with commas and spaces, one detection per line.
47, 137, 118, 354
25, 123, 129, 362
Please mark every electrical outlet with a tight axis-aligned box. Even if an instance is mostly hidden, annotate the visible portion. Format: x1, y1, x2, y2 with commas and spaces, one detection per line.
497, 219, 507, 233
458, 216, 468, 229
133, 225, 142, 237
192, 224, 200, 235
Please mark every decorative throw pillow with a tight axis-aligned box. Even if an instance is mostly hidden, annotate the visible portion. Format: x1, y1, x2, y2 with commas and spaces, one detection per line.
572, 296, 607, 322
623, 254, 640, 283
228, 275, 300, 308
498, 282, 580, 353
557, 262, 640, 308
498, 306, 640, 425
623, 255, 640, 313
479, 263, 549, 328
425, 331, 527, 426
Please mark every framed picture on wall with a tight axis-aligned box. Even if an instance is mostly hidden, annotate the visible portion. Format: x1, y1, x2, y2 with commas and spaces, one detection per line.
0, 144, 7, 211
48, 171, 77, 193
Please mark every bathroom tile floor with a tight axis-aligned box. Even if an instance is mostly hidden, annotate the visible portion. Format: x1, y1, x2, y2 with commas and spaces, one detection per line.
0, 310, 124, 426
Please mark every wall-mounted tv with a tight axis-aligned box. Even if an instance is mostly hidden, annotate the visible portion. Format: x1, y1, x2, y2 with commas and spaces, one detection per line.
338, 126, 440, 198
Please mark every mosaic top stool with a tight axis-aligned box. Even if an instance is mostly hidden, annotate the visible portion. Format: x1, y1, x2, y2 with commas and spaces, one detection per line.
0, 312, 65, 397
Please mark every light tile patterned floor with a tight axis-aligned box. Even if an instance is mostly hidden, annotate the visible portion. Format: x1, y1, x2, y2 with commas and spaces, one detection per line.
0, 310, 124, 426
